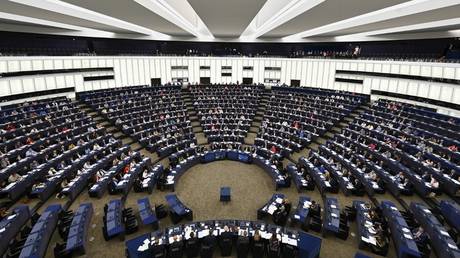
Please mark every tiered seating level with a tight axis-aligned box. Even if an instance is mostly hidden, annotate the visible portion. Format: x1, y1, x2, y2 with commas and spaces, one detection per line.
189, 85, 263, 143
257, 87, 366, 157
0, 98, 106, 202
80, 86, 196, 158
306, 98, 459, 199
345, 99, 460, 197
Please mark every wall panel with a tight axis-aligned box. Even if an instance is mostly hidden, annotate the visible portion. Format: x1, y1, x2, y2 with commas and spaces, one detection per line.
0, 56, 458, 115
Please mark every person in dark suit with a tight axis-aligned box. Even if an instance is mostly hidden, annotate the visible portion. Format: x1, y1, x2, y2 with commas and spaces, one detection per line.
219, 225, 233, 256
168, 235, 184, 258
236, 230, 249, 258
200, 230, 216, 258
268, 233, 280, 257
309, 200, 321, 217
185, 231, 199, 258
413, 226, 428, 246
151, 238, 166, 257
252, 230, 264, 257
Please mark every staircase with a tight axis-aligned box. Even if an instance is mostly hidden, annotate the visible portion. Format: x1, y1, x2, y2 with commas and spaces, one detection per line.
244, 88, 271, 145
180, 88, 208, 145
76, 101, 161, 163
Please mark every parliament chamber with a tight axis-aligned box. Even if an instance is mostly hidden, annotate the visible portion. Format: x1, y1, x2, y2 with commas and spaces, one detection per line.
0, 1, 460, 258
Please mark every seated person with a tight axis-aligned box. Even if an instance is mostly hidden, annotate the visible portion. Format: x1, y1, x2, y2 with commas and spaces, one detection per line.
151, 238, 165, 256
421, 172, 431, 182
268, 232, 280, 255
8, 172, 22, 184
25, 148, 38, 157
252, 230, 264, 256
0, 207, 8, 220
56, 178, 69, 199
395, 172, 405, 184
401, 178, 413, 195
412, 226, 428, 246
0, 157, 10, 169
185, 231, 199, 257
428, 175, 440, 195
309, 200, 321, 217
236, 230, 250, 257
219, 225, 233, 255
371, 234, 389, 256
375, 176, 385, 190
168, 235, 184, 257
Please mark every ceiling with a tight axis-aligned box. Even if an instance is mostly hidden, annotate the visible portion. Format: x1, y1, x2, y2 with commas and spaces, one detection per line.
0, 0, 459, 42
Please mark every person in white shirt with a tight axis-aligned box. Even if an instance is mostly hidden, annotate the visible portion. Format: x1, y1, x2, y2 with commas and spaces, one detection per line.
26, 148, 38, 157
8, 172, 22, 184
83, 162, 92, 169
429, 175, 439, 189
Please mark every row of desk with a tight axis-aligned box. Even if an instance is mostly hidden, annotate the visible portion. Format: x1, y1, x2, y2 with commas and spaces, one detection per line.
104, 199, 125, 240
19, 204, 62, 258
65, 203, 93, 255
381, 201, 421, 258
165, 149, 287, 191
0, 205, 30, 256
125, 219, 322, 258
62, 140, 122, 200
257, 193, 286, 220
299, 156, 332, 196
440, 200, 460, 232
353, 201, 380, 251
287, 164, 312, 192
322, 197, 341, 237
137, 197, 159, 230
1, 129, 107, 201
89, 149, 137, 198
334, 133, 405, 197
410, 202, 460, 258
312, 151, 356, 196
115, 157, 151, 195
165, 194, 193, 224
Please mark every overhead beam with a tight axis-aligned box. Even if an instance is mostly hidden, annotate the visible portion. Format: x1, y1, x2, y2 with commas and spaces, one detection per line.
283, 0, 460, 41
134, 0, 213, 39
0, 11, 117, 35
240, 0, 325, 40
9, 0, 170, 39
335, 17, 460, 41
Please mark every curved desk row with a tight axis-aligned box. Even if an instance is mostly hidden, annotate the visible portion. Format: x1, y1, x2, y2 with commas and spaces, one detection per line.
381, 201, 421, 258
410, 202, 460, 258
287, 164, 312, 192
89, 149, 138, 198
165, 194, 193, 224
165, 149, 287, 191
104, 199, 125, 240
440, 200, 460, 232
19, 204, 62, 258
125, 219, 322, 258
0, 205, 30, 256
65, 203, 93, 255
299, 156, 331, 196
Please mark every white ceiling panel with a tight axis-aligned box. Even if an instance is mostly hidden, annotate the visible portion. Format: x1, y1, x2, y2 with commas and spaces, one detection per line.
62, 0, 191, 36
188, 0, 267, 37
0, 0, 457, 42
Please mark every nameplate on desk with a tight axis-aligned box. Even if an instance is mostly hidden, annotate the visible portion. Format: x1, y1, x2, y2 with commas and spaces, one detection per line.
440, 230, 450, 236
448, 243, 458, 250
403, 233, 413, 239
